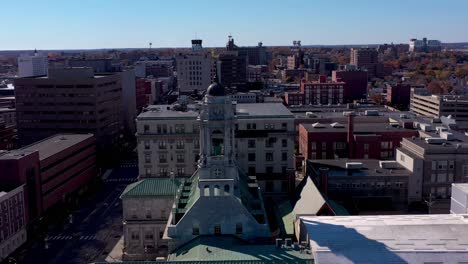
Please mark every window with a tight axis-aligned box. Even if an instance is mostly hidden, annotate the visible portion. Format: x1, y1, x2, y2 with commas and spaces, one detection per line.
437, 173, 447, 183
248, 153, 256, 162
449, 160, 455, 170
144, 141, 150, 150
464, 165, 468, 177
144, 125, 150, 133
282, 139, 287, 148
177, 167, 185, 176
131, 232, 139, 240
214, 185, 220, 196
311, 142, 317, 150
158, 141, 167, 149
248, 140, 256, 148
247, 123, 256, 130
282, 123, 287, 129
159, 167, 168, 177
282, 152, 288, 161
236, 223, 243, 234
400, 154, 405, 162
175, 124, 185, 134
266, 153, 273, 161
264, 123, 274, 130
176, 154, 184, 163
224, 185, 230, 195
248, 167, 256, 175
145, 154, 151, 163
176, 140, 185, 149
381, 141, 391, 149
214, 225, 221, 235
159, 153, 167, 163
266, 181, 274, 192
145, 168, 151, 176
145, 232, 154, 240
438, 160, 447, 170
192, 225, 200, 235
204, 185, 210, 196
157, 124, 161, 134
146, 210, 152, 219
364, 144, 369, 151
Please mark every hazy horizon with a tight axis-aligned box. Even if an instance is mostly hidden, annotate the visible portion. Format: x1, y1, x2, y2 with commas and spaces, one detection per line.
2, 0, 468, 50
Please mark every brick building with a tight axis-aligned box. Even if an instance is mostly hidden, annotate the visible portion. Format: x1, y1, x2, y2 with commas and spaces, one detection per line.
0, 184, 27, 261
386, 83, 411, 109
332, 70, 368, 102
284, 76, 344, 106
0, 134, 97, 221
299, 114, 418, 161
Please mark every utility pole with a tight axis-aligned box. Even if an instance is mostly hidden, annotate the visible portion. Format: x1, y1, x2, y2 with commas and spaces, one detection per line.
424, 193, 435, 214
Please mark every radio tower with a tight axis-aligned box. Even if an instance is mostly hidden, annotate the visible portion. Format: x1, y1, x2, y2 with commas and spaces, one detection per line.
149, 42, 152, 49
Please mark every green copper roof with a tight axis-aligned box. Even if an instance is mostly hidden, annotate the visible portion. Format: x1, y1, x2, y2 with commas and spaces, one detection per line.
120, 178, 182, 198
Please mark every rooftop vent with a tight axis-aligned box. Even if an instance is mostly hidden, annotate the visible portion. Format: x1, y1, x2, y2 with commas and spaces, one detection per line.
364, 110, 379, 116
312, 122, 325, 128
420, 123, 434, 132
330, 122, 345, 128
306, 112, 317, 118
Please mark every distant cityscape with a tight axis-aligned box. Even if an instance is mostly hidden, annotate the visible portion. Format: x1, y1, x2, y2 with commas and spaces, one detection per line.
0, 34, 468, 264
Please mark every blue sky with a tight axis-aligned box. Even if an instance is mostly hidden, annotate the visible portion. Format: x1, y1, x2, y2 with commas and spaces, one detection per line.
2, 0, 467, 50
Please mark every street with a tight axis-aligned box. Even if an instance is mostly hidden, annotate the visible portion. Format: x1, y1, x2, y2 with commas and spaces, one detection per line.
21, 160, 138, 264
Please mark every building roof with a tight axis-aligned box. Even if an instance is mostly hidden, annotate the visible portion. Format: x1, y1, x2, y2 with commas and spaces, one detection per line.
453, 183, 468, 194
168, 236, 313, 263
120, 178, 182, 198
0, 133, 94, 161
236, 103, 293, 118
137, 105, 200, 120
301, 122, 415, 133
308, 159, 411, 177
300, 214, 468, 264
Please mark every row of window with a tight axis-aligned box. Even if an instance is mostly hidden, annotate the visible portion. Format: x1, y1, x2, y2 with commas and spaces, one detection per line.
247, 139, 288, 148
144, 167, 186, 177
192, 224, 243, 236
143, 124, 199, 134
247, 152, 288, 162
245, 122, 288, 130
331, 182, 405, 189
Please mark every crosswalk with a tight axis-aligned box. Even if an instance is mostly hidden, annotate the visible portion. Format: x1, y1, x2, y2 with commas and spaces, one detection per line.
47, 235, 97, 241
104, 178, 138, 183
120, 164, 137, 168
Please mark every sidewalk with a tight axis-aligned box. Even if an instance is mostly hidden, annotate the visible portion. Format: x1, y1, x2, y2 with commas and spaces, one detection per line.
105, 236, 124, 262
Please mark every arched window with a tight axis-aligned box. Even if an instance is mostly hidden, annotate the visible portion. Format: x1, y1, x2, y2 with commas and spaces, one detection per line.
214, 185, 220, 196
224, 185, 230, 195
204, 185, 210, 196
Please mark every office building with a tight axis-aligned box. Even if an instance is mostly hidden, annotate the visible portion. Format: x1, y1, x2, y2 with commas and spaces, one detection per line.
217, 38, 248, 89
121, 178, 182, 260
397, 132, 468, 211
0, 134, 97, 220
134, 60, 174, 78
350, 48, 383, 78
17, 51, 48, 78
14, 67, 122, 147
68, 58, 116, 73
0, 184, 27, 262
297, 214, 468, 264
332, 69, 368, 102
176, 40, 212, 94
120, 70, 137, 135
411, 93, 468, 121
136, 102, 295, 195
409, 38, 442, 53
247, 65, 268, 82
238, 42, 268, 66
164, 79, 270, 251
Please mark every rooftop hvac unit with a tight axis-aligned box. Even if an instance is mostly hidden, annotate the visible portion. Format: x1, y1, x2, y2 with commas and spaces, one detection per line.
312, 122, 325, 128
425, 137, 446, 144
330, 122, 345, 128
440, 131, 455, 141
379, 161, 399, 169
364, 110, 379, 116
420, 123, 434, 132
306, 112, 317, 118
346, 162, 363, 169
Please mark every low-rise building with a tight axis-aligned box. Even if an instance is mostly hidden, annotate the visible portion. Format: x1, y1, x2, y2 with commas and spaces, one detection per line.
450, 183, 468, 214
306, 159, 410, 211
298, 214, 468, 264
0, 184, 27, 262
0, 134, 97, 221
285, 76, 344, 106
298, 114, 418, 161
121, 178, 181, 260
397, 131, 468, 211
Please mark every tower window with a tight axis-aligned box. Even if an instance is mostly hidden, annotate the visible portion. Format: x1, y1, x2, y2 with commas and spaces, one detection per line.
224, 184, 230, 195
204, 185, 210, 196
214, 225, 221, 235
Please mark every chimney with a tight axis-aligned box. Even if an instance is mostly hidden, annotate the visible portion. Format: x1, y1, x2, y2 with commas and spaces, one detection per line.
319, 167, 329, 195
347, 112, 355, 158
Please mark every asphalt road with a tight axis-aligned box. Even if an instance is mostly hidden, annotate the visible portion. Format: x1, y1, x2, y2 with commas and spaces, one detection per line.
21, 160, 138, 264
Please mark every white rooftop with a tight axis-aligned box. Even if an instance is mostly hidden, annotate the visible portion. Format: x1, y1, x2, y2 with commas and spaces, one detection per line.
301, 214, 468, 264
